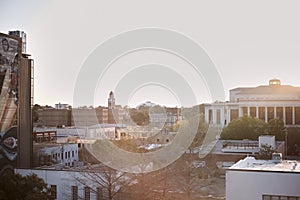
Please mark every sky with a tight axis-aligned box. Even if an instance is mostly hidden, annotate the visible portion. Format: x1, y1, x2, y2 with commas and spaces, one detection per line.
1, 0, 300, 107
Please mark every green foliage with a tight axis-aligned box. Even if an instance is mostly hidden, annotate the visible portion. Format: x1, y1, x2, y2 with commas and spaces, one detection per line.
221, 115, 267, 140
257, 144, 275, 160
188, 113, 208, 149
32, 104, 41, 122
129, 109, 149, 126
267, 118, 285, 140
177, 111, 208, 150
0, 173, 55, 200
221, 116, 286, 141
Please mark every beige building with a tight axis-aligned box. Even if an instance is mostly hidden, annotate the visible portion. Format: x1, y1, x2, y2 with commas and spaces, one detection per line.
205, 79, 300, 127
38, 109, 71, 127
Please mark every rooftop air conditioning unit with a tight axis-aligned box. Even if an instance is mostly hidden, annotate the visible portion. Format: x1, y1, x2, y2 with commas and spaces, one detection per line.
272, 153, 282, 163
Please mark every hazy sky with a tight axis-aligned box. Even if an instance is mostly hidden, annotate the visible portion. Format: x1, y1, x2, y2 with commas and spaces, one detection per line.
1, 0, 300, 107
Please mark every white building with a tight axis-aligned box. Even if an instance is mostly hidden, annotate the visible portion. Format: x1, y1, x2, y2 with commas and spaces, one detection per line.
16, 164, 135, 200
34, 143, 78, 167
226, 156, 300, 200
16, 168, 103, 200
205, 79, 300, 127
55, 103, 70, 109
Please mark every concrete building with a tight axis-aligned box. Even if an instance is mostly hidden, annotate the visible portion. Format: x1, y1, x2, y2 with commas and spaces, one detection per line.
205, 79, 300, 127
33, 143, 78, 167
226, 156, 300, 200
38, 108, 71, 127
96, 106, 108, 124
55, 103, 70, 109
149, 112, 182, 128
69, 92, 125, 126
16, 167, 105, 200
16, 163, 134, 200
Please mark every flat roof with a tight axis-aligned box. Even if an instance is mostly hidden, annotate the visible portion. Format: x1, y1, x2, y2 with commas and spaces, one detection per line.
211, 140, 284, 155
229, 156, 300, 173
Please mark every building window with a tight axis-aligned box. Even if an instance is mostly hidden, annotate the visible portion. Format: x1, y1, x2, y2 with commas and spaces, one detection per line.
208, 109, 213, 123
50, 185, 57, 199
295, 107, 300, 125
267, 107, 274, 122
259, 107, 265, 121
84, 187, 90, 200
242, 107, 247, 116
230, 109, 238, 121
262, 194, 300, 200
97, 187, 102, 200
250, 107, 256, 118
216, 109, 221, 124
65, 152, 67, 159
68, 151, 70, 158
286, 107, 293, 125
276, 107, 283, 121
72, 186, 78, 200
72, 151, 74, 157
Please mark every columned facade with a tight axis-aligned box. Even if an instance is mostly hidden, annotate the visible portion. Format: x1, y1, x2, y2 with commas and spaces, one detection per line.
205, 102, 300, 127
205, 79, 300, 127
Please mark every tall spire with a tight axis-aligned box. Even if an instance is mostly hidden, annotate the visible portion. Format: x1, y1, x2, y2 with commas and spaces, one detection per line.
108, 91, 115, 109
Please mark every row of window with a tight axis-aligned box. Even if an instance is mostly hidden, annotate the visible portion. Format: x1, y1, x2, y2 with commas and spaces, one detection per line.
208, 106, 300, 125
51, 150, 77, 160
72, 186, 103, 200
263, 194, 300, 200
237, 96, 299, 101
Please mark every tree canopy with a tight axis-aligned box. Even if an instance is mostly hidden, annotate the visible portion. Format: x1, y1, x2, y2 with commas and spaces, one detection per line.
221, 115, 285, 141
0, 173, 55, 200
129, 108, 149, 126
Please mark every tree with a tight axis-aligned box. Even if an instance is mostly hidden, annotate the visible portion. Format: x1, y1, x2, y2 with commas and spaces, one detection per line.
221, 116, 286, 141
32, 104, 41, 122
74, 165, 133, 200
0, 173, 55, 200
221, 115, 268, 140
267, 118, 285, 140
257, 144, 275, 160
188, 113, 208, 151
129, 109, 149, 126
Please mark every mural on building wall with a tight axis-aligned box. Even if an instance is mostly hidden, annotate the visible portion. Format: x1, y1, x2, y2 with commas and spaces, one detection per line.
0, 34, 20, 175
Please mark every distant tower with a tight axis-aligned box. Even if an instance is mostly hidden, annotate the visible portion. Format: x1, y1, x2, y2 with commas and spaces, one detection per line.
8, 30, 27, 53
108, 91, 115, 109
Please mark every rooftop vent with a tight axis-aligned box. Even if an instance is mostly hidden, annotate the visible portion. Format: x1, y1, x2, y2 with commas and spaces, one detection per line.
272, 153, 282, 163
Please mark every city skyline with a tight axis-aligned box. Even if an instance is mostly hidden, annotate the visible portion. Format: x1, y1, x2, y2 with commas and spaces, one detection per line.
1, 1, 300, 107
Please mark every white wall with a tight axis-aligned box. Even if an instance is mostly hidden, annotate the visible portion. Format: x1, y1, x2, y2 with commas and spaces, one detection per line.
38, 144, 78, 166
259, 135, 275, 149
226, 170, 300, 200
16, 169, 99, 200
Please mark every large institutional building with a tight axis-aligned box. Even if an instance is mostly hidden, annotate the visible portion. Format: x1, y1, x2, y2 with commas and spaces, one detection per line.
205, 79, 300, 127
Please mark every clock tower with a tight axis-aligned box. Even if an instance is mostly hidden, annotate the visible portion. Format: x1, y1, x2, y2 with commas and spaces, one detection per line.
108, 91, 115, 109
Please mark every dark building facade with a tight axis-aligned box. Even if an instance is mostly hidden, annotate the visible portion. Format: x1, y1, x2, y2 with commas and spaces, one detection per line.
38, 109, 71, 127
0, 31, 33, 175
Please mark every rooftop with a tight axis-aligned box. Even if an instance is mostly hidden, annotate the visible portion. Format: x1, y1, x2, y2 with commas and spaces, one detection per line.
229, 156, 300, 173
